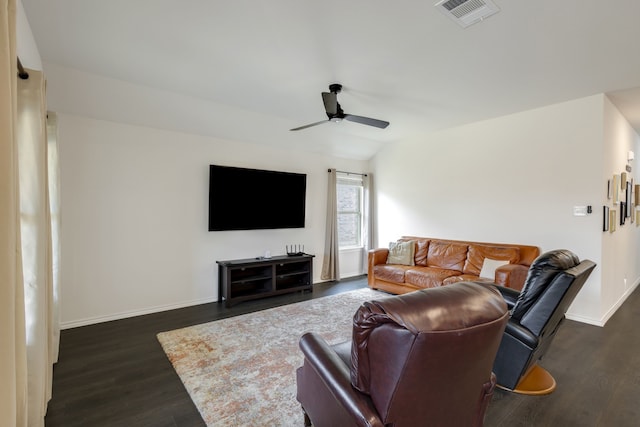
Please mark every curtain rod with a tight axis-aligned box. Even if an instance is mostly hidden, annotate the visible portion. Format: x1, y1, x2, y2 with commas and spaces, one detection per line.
17, 57, 29, 80
328, 169, 367, 177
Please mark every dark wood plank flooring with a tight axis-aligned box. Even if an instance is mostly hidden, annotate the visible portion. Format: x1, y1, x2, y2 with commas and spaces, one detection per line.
45, 277, 640, 427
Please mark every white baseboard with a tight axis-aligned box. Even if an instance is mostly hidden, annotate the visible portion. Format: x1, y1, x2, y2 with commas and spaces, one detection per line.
60, 296, 217, 330
599, 277, 640, 325
60, 277, 638, 330
565, 277, 640, 327
564, 312, 604, 327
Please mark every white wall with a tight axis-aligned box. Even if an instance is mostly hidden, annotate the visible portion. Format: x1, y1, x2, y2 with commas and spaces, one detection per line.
46, 61, 640, 327
55, 115, 366, 328
601, 96, 640, 320
371, 94, 640, 325
339, 248, 365, 278
16, 0, 42, 70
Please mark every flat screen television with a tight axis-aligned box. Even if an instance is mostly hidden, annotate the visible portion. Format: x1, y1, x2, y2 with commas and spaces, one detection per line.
208, 165, 307, 231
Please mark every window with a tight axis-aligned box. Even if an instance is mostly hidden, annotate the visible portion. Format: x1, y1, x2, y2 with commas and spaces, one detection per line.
337, 174, 364, 248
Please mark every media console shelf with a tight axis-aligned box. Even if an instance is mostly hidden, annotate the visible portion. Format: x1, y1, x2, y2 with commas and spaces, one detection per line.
217, 254, 314, 308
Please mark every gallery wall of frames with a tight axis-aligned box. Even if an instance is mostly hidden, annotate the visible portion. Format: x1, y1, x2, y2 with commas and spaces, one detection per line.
604, 167, 640, 232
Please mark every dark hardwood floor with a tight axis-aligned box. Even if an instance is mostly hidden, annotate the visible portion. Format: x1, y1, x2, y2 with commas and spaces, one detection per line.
45, 276, 640, 427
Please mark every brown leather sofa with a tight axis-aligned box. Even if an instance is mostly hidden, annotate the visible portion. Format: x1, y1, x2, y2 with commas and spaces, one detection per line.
368, 236, 540, 294
296, 281, 509, 426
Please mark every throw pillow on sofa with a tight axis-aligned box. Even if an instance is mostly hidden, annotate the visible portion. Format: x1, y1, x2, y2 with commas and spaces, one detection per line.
387, 240, 416, 266
479, 258, 510, 279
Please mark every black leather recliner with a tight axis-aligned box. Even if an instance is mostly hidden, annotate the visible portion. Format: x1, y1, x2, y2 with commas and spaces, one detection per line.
296, 281, 509, 427
491, 249, 596, 394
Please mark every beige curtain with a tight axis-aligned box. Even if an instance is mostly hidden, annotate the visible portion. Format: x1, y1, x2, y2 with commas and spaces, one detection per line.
18, 68, 59, 427
321, 168, 340, 281
1, 2, 60, 425
1, 1, 28, 426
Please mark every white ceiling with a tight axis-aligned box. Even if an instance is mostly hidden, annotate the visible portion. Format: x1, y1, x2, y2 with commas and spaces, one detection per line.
20, 0, 640, 160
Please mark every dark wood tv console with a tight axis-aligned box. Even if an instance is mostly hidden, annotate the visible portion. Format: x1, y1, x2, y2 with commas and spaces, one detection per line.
216, 254, 314, 308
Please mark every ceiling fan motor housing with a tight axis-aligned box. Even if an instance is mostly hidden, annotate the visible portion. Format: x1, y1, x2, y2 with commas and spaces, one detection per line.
329, 83, 342, 94
289, 83, 389, 131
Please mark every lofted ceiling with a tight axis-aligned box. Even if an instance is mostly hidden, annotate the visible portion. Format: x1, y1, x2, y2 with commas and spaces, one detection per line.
20, 0, 640, 160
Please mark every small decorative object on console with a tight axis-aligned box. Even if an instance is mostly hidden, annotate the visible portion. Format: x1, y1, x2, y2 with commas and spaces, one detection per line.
286, 244, 305, 256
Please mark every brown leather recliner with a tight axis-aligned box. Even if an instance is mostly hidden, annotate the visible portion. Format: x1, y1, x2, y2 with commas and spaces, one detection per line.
296, 282, 509, 427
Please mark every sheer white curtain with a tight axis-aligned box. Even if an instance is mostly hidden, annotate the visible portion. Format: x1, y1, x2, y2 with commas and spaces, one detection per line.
321, 168, 340, 281
46, 112, 61, 369
1, 2, 60, 424
362, 173, 375, 252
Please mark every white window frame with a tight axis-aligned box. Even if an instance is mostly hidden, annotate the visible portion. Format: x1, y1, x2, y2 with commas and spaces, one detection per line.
337, 173, 364, 250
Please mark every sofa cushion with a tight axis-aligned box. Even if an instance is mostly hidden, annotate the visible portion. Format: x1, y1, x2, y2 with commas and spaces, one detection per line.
442, 274, 492, 285
412, 239, 430, 266
373, 264, 412, 283
387, 240, 415, 266
463, 245, 520, 276
405, 267, 462, 289
426, 241, 468, 271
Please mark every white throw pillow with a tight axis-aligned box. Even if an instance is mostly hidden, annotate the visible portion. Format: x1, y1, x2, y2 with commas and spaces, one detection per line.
387, 241, 415, 266
479, 258, 510, 279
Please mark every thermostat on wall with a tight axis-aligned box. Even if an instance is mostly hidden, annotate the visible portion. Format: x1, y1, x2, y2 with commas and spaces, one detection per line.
573, 206, 588, 216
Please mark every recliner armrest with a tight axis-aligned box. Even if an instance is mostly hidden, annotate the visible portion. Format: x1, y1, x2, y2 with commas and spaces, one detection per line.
490, 285, 520, 309
298, 332, 384, 427
504, 321, 538, 349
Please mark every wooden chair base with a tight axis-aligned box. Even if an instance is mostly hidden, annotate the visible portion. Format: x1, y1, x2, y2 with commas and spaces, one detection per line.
497, 364, 557, 395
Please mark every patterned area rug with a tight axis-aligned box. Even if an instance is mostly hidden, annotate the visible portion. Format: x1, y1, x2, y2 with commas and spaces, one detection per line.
157, 288, 383, 426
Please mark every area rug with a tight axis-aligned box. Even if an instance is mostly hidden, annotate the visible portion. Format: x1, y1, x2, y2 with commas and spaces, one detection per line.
157, 288, 383, 426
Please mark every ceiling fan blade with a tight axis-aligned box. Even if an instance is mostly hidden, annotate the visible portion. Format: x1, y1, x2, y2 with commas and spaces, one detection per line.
290, 120, 330, 131
322, 92, 338, 115
344, 114, 390, 129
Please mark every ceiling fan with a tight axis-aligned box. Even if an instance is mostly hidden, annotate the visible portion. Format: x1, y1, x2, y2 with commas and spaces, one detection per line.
290, 84, 390, 131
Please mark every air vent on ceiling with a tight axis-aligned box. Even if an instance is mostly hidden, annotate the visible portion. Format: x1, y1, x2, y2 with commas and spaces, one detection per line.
435, 0, 500, 28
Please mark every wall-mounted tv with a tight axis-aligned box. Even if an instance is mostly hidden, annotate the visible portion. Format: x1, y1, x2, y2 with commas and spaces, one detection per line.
208, 165, 307, 231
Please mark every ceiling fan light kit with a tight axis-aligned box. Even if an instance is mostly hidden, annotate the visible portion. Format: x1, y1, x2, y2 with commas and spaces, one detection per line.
290, 83, 390, 131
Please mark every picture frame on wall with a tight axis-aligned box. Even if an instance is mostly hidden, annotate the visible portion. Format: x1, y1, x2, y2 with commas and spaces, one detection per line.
610, 209, 617, 232
626, 182, 632, 218
603, 205, 609, 231
607, 179, 612, 199
613, 174, 620, 203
